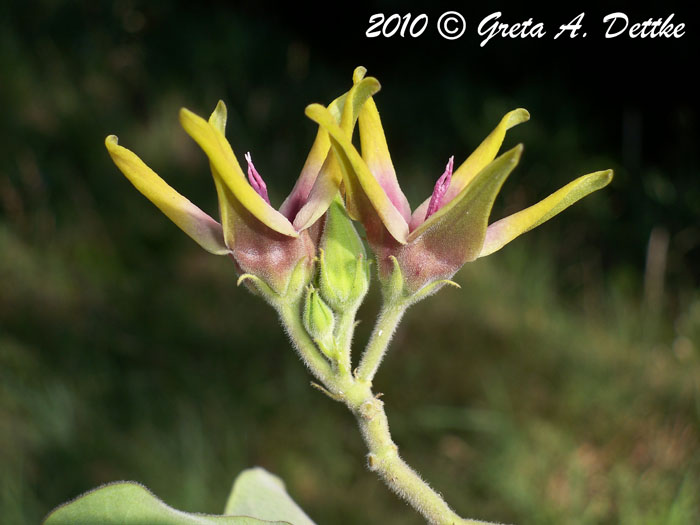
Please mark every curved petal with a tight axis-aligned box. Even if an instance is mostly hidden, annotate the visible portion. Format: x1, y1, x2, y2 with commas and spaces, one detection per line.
355, 80, 412, 223
479, 169, 613, 257
409, 109, 530, 230
179, 108, 298, 237
105, 135, 229, 255
408, 145, 524, 257
279, 93, 345, 221
293, 77, 381, 231
207, 101, 237, 249
305, 104, 409, 244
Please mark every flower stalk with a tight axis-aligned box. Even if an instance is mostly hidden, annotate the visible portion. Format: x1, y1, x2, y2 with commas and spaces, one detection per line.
278, 295, 490, 525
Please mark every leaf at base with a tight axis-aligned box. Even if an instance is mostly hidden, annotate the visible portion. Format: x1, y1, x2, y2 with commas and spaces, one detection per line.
224, 468, 316, 525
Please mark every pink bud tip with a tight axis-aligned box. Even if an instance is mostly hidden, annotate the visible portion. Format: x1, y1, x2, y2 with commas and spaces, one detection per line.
425, 156, 454, 220
245, 152, 271, 204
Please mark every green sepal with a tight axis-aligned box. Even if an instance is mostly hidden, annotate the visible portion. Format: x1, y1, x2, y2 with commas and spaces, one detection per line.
409, 279, 461, 305
238, 257, 313, 306
302, 285, 336, 358
381, 255, 460, 307
383, 255, 405, 304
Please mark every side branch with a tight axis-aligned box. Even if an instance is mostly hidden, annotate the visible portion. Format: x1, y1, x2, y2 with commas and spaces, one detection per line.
356, 302, 407, 383
277, 301, 334, 388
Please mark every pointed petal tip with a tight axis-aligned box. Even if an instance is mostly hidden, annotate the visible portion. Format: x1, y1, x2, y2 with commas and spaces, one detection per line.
506, 143, 525, 163
105, 135, 118, 148
208, 100, 228, 132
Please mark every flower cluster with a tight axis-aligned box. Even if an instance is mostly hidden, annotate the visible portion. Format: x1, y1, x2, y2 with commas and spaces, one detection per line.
106, 66, 612, 304
105, 66, 613, 525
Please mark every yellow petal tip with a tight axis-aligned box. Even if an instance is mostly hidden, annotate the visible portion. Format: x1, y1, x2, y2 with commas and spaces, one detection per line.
304, 103, 326, 120
509, 143, 525, 162
353, 66, 367, 84
506, 108, 530, 129
105, 135, 118, 147
178, 107, 198, 124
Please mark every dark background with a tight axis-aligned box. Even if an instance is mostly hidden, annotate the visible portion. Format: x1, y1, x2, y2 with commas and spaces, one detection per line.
1, 1, 698, 524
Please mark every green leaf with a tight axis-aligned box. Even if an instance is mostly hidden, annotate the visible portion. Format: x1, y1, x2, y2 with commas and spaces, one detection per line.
224, 468, 316, 525
43, 481, 286, 525
43, 468, 314, 525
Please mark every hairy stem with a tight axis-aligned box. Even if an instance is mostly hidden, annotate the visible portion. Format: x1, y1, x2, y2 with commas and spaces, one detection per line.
356, 301, 407, 383
277, 297, 494, 524
335, 303, 360, 373
276, 301, 334, 387
343, 382, 488, 525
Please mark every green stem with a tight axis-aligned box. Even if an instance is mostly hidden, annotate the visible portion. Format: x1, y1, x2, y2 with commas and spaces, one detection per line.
356, 301, 407, 383
341, 382, 489, 525
277, 301, 334, 388
335, 303, 360, 373
277, 299, 495, 524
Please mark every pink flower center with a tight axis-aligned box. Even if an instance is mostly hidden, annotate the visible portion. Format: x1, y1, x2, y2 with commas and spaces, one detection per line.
244, 152, 270, 204
425, 156, 454, 220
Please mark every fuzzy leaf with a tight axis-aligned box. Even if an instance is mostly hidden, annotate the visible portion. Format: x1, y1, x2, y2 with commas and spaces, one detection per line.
43, 480, 290, 525
224, 468, 316, 525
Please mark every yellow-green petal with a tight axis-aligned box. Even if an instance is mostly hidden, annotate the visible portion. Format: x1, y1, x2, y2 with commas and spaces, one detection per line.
293, 77, 381, 231
409, 109, 529, 230
206, 101, 238, 249
479, 169, 613, 257
305, 103, 409, 244
279, 93, 345, 221
357, 89, 412, 223
408, 145, 524, 258
179, 108, 298, 237
105, 135, 229, 255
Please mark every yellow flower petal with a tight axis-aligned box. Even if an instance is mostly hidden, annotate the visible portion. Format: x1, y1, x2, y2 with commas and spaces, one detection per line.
279, 94, 344, 221
105, 135, 229, 255
305, 103, 409, 244
356, 90, 412, 223
409, 109, 530, 230
294, 77, 381, 231
408, 145, 524, 259
207, 100, 237, 249
479, 169, 613, 257
179, 108, 298, 237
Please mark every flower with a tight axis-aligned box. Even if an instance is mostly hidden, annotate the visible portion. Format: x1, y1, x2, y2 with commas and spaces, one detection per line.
305, 69, 613, 296
105, 72, 380, 296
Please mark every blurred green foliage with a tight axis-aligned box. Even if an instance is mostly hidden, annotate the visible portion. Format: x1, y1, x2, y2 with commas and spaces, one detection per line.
1, 2, 698, 524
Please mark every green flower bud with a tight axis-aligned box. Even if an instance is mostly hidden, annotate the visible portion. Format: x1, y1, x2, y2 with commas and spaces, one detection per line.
318, 198, 370, 310
303, 286, 336, 358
